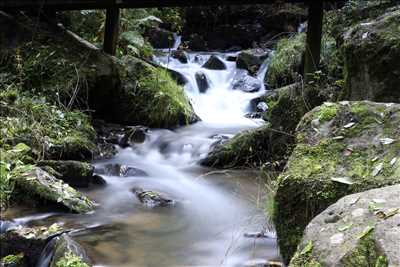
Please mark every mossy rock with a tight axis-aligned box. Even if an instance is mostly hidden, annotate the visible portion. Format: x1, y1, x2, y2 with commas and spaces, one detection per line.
342, 7, 400, 103
0, 13, 197, 129
289, 185, 400, 267
265, 33, 305, 89
274, 101, 400, 263
37, 160, 94, 188
15, 167, 95, 213
110, 56, 198, 128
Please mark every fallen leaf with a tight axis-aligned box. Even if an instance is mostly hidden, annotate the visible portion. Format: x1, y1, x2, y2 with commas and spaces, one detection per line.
338, 223, 353, 232
390, 157, 397, 166
331, 176, 354, 185
358, 226, 374, 239
372, 163, 383, 177
380, 138, 395, 145
301, 241, 313, 255
343, 122, 356, 129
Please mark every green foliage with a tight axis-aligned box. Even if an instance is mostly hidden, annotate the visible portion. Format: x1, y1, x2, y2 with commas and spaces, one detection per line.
0, 88, 96, 160
267, 33, 306, 88
0, 143, 34, 210
56, 252, 90, 267
1, 253, 25, 266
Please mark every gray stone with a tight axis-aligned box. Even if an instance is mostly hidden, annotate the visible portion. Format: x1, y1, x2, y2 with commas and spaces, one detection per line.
289, 185, 400, 266
202, 55, 226, 70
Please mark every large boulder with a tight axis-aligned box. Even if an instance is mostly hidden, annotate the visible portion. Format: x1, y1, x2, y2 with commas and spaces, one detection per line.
342, 7, 400, 103
0, 13, 197, 129
37, 160, 94, 188
232, 71, 263, 93
195, 71, 210, 93
236, 49, 269, 76
145, 27, 174, 49
289, 185, 400, 267
274, 101, 400, 263
15, 167, 95, 213
202, 55, 226, 70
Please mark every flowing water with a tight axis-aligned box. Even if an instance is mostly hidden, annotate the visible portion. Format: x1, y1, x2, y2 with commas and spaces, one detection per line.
4, 46, 281, 266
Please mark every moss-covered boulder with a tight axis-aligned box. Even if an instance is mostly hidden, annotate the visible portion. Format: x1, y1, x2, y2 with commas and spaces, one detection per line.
265, 33, 305, 89
274, 101, 400, 263
342, 7, 400, 103
289, 185, 400, 267
0, 12, 197, 129
15, 167, 95, 213
37, 161, 94, 188
0, 224, 64, 266
112, 56, 198, 128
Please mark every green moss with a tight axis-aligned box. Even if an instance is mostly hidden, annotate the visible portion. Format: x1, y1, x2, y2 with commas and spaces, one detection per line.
1, 253, 25, 266
341, 231, 388, 267
289, 241, 322, 267
117, 56, 196, 128
0, 144, 34, 210
273, 101, 400, 263
266, 33, 306, 88
315, 103, 338, 122
0, 88, 96, 161
55, 252, 90, 267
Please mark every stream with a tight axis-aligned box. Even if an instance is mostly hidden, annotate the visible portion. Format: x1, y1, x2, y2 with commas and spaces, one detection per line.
4, 44, 281, 266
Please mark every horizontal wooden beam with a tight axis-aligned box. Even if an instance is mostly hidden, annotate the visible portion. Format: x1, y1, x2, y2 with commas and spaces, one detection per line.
1, 0, 343, 11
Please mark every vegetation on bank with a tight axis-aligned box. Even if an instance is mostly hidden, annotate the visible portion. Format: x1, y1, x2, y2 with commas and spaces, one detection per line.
55, 252, 90, 267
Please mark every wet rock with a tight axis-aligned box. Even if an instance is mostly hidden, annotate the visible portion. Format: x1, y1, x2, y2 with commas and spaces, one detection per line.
145, 27, 174, 49
210, 134, 231, 146
15, 167, 95, 213
184, 33, 207, 51
236, 49, 269, 76
244, 231, 274, 239
274, 101, 400, 263
91, 175, 107, 186
202, 55, 226, 70
95, 164, 148, 177
37, 160, 94, 188
50, 233, 91, 267
0, 221, 17, 234
289, 185, 400, 266
232, 71, 262, 93
119, 126, 148, 147
167, 68, 188, 85
256, 102, 268, 112
343, 8, 400, 103
131, 188, 175, 208
171, 50, 188, 63
94, 142, 117, 160
226, 55, 238, 62
244, 112, 263, 119
0, 224, 64, 265
195, 71, 210, 93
